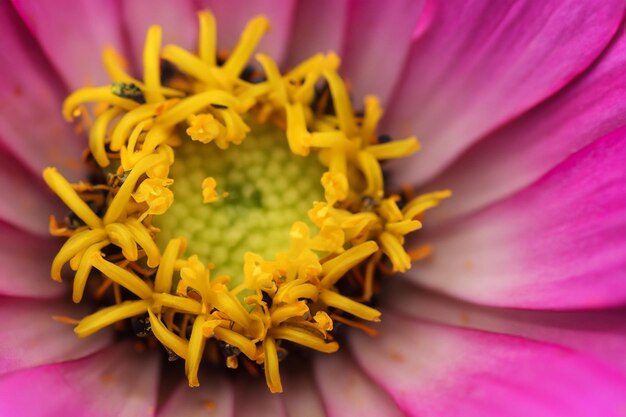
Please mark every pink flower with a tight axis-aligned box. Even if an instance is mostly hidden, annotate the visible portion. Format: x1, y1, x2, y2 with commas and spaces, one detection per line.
1, 0, 626, 416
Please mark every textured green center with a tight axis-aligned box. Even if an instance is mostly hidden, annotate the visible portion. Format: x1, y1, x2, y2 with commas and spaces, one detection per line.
155, 124, 325, 284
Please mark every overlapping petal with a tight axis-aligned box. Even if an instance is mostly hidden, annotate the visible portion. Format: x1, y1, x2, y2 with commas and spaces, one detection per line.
0, 2, 84, 181
340, 0, 425, 105
11, 0, 128, 89
232, 377, 288, 416
158, 376, 234, 417
0, 223, 64, 298
407, 126, 626, 309
285, 0, 348, 68
426, 23, 626, 223
0, 297, 112, 375
351, 312, 626, 417
122, 0, 197, 68
282, 368, 326, 417
0, 153, 61, 236
384, 281, 626, 374
0, 343, 158, 417
196, 0, 297, 66
314, 352, 406, 417
384, 0, 625, 186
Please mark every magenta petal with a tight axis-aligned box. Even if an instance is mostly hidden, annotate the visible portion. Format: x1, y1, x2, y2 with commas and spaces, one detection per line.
426, 23, 626, 223
408, 127, 626, 309
158, 377, 233, 417
232, 377, 287, 416
384, 0, 625, 186
0, 224, 65, 298
282, 367, 326, 417
285, 0, 349, 68
122, 0, 197, 68
351, 313, 626, 417
196, 0, 297, 66
0, 3, 84, 181
314, 352, 405, 417
0, 297, 112, 375
0, 151, 61, 236
0, 343, 158, 417
341, 0, 425, 105
11, 0, 128, 89
384, 280, 626, 374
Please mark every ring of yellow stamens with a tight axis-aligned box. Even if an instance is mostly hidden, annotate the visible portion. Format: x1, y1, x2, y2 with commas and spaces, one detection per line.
44, 10, 450, 393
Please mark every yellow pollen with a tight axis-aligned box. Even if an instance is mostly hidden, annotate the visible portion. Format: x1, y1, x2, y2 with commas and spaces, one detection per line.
43, 9, 450, 393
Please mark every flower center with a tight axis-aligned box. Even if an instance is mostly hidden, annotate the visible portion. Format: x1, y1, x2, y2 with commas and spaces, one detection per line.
155, 123, 325, 281
42, 10, 450, 393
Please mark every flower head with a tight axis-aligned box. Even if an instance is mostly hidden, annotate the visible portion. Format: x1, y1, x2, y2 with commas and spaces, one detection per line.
1, 0, 626, 416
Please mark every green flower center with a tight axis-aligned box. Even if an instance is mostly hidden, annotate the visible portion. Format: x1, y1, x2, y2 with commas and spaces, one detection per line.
155, 123, 325, 282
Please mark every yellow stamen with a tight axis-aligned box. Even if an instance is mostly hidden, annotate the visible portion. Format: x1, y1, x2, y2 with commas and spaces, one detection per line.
223, 16, 270, 77
148, 309, 189, 359
321, 241, 379, 288
198, 11, 217, 66
91, 255, 153, 299
186, 315, 207, 387
270, 326, 339, 353
143, 26, 164, 103
263, 337, 283, 393
75, 300, 150, 337
319, 290, 381, 322
43, 168, 103, 230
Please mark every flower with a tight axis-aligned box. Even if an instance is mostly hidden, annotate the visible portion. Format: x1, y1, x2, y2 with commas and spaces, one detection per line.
1, 0, 626, 416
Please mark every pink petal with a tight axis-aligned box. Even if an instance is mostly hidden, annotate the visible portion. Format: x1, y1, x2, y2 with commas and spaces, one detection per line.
11, 0, 128, 88
284, 0, 349, 68
0, 297, 112, 375
383, 0, 625, 186
158, 376, 233, 417
0, 3, 84, 181
424, 22, 626, 224
407, 126, 626, 309
282, 367, 326, 417
196, 0, 297, 66
0, 223, 65, 298
341, 0, 425, 106
350, 312, 626, 417
314, 352, 405, 417
0, 149, 62, 236
232, 376, 288, 416
0, 343, 158, 417
384, 280, 626, 374
122, 0, 197, 69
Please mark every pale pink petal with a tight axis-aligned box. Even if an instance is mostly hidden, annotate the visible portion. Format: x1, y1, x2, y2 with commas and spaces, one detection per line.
0, 3, 84, 180
341, 0, 425, 106
282, 366, 326, 417
314, 352, 405, 417
11, 0, 128, 88
383, 0, 625, 186
284, 0, 349, 68
351, 313, 626, 417
0, 297, 112, 374
0, 224, 65, 298
0, 343, 158, 417
425, 23, 626, 224
196, 0, 297, 66
407, 126, 626, 309
158, 376, 233, 417
233, 376, 288, 417
122, 0, 197, 68
384, 280, 626, 374
0, 150, 62, 236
